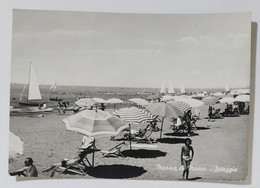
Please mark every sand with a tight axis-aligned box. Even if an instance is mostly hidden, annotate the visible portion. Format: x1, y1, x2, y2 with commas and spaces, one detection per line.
9, 105, 249, 182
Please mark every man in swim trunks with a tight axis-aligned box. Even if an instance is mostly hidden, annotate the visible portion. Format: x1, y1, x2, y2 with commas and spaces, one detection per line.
9, 157, 38, 177
181, 138, 194, 180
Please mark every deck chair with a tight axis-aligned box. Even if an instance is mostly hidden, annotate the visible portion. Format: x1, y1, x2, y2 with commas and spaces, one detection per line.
123, 124, 155, 144
100, 142, 125, 158
42, 138, 98, 177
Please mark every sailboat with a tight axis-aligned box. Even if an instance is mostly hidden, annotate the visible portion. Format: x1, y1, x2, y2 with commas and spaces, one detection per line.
168, 81, 175, 95
159, 81, 166, 95
180, 82, 186, 94
225, 83, 230, 92
49, 81, 63, 101
19, 62, 43, 106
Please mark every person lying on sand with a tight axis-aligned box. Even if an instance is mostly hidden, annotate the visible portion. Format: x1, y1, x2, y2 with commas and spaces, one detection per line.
9, 157, 38, 177
181, 138, 194, 180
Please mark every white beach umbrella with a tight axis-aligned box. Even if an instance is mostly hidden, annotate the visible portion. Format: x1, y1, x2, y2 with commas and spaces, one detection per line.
220, 97, 236, 104
9, 132, 24, 160
129, 98, 149, 106
92, 97, 107, 103
235, 95, 250, 102
107, 98, 124, 110
161, 95, 175, 102
75, 98, 96, 107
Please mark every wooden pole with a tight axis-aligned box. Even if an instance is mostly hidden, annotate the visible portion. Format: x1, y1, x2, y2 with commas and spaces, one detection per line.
92, 139, 95, 168
160, 117, 165, 139
129, 124, 132, 150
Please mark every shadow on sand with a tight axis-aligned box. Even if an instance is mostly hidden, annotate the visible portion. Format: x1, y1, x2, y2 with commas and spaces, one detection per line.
188, 177, 202, 181
164, 132, 199, 137
121, 149, 166, 158
157, 137, 187, 144
87, 164, 146, 179
196, 126, 210, 130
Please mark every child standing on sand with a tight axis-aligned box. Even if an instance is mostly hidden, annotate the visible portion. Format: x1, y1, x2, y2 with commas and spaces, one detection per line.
181, 138, 194, 180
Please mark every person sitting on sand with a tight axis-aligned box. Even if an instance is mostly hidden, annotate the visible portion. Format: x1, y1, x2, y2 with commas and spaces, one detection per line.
181, 138, 194, 180
9, 157, 38, 177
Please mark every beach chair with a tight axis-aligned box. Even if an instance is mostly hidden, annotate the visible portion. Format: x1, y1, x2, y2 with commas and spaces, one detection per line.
42, 138, 98, 177
100, 142, 125, 158
124, 124, 155, 144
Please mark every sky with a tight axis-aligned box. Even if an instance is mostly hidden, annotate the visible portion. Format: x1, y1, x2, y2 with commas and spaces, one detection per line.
10, 10, 251, 89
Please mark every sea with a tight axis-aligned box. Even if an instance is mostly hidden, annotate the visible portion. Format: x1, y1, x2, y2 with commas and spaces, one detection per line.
10, 83, 224, 108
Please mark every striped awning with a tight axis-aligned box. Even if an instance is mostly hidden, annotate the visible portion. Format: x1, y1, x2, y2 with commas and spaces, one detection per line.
114, 107, 155, 124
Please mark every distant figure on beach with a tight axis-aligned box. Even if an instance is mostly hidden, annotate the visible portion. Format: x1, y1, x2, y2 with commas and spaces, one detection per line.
101, 103, 105, 111
184, 110, 192, 136
181, 138, 194, 180
9, 157, 38, 177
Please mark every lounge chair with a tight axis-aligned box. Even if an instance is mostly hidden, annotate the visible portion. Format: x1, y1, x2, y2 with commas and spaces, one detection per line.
123, 124, 155, 144
100, 142, 125, 158
42, 138, 98, 177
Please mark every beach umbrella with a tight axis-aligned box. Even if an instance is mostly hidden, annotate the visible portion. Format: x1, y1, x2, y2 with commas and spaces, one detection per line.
174, 98, 204, 108
129, 98, 149, 106
161, 95, 175, 102
114, 107, 155, 149
92, 98, 107, 103
213, 92, 224, 98
235, 95, 250, 102
202, 96, 219, 105
168, 101, 192, 114
220, 97, 236, 104
63, 110, 128, 137
63, 110, 128, 167
146, 102, 184, 139
236, 89, 250, 94
75, 98, 96, 107
147, 94, 160, 100
9, 132, 24, 160
106, 98, 124, 110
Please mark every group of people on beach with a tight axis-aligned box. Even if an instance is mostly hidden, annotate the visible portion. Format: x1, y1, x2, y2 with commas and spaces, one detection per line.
10, 137, 195, 180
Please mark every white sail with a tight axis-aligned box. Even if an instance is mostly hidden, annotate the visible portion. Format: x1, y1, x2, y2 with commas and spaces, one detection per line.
168, 80, 174, 94
50, 81, 57, 91
160, 81, 166, 94
225, 83, 230, 92
28, 63, 42, 100
180, 82, 185, 93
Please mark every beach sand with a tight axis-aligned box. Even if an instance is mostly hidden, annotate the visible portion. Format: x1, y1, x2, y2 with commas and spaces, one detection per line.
9, 104, 249, 182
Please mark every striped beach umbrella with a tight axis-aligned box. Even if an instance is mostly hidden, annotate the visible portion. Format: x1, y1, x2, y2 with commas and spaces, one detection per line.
174, 97, 204, 108
114, 107, 155, 149
169, 101, 192, 114
202, 96, 220, 105
146, 102, 184, 138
